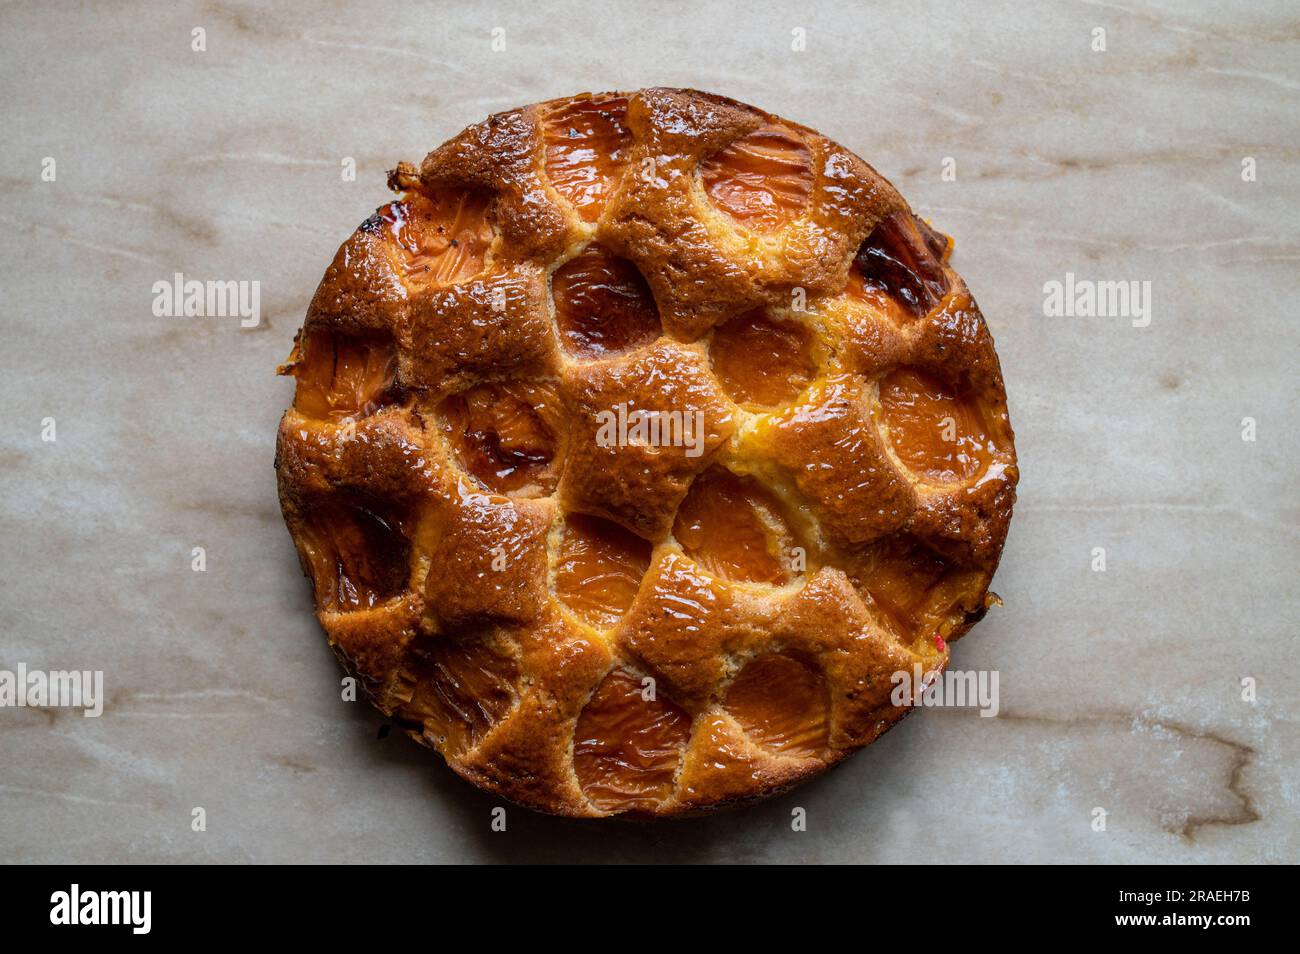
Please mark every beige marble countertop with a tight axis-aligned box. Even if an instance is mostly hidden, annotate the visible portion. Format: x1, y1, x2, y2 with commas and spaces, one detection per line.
2, 0, 1296, 863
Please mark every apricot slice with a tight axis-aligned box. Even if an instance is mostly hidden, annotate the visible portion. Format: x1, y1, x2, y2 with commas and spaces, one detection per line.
844, 264, 914, 325
402, 632, 518, 755
291, 330, 396, 421
543, 96, 632, 222
724, 653, 829, 758
877, 368, 990, 483
374, 188, 493, 284
297, 499, 410, 610
709, 309, 815, 407
673, 468, 795, 585
847, 538, 961, 642
551, 244, 661, 358
850, 212, 949, 318
438, 382, 561, 496
573, 669, 691, 812
554, 514, 651, 630
700, 125, 813, 231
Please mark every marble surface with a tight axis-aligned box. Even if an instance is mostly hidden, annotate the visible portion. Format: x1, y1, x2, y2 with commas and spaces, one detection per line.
1, 0, 1296, 863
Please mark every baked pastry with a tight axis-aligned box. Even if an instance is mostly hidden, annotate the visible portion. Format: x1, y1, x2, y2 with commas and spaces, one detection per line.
275, 89, 1018, 817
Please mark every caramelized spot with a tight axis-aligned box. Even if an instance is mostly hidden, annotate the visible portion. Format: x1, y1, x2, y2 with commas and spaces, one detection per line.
439, 382, 561, 496
845, 264, 913, 325
402, 633, 517, 755
552, 244, 661, 358
724, 653, 829, 758
877, 368, 990, 483
297, 499, 410, 610
710, 309, 815, 407
914, 216, 953, 262
291, 331, 396, 421
700, 124, 813, 231
374, 188, 493, 284
543, 96, 632, 222
674, 468, 795, 584
574, 669, 691, 813
555, 514, 651, 630
850, 212, 949, 318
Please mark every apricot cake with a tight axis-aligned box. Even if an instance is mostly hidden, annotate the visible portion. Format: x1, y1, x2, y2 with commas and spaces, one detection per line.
275, 89, 1018, 817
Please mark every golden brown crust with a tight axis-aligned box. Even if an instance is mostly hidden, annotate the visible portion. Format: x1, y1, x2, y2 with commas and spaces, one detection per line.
275, 88, 1018, 818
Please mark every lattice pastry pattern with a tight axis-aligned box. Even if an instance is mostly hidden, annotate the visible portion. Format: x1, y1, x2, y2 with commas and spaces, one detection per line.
275, 89, 1018, 817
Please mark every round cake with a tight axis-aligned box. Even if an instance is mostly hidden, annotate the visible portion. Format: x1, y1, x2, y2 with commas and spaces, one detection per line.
275, 88, 1018, 817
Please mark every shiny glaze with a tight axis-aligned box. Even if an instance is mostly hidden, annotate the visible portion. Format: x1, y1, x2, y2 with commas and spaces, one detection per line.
673, 467, 794, 585
709, 308, 815, 407
554, 513, 652, 629
850, 212, 949, 318
542, 96, 632, 222
438, 382, 560, 496
375, 189, 493, 284
846, 533, 970, 643
723, 653, 829, 757
299, 499, 410, 609
699, 124, 814, 231
573, 669, 692, 812
877, 368, 990, 483
551, 243, 661, 358
401, 633, 518, 755
291, 331, 396, 420
844, 262, 914, 325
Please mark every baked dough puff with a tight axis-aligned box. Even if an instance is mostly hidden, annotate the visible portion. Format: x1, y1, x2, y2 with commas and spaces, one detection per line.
275, 89, 1018, 817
